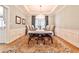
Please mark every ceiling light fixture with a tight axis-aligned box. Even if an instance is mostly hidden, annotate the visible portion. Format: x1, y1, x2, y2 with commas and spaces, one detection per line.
36, 5, 45, 19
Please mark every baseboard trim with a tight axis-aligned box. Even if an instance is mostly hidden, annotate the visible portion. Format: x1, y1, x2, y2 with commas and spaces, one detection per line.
55, 35, 79, 50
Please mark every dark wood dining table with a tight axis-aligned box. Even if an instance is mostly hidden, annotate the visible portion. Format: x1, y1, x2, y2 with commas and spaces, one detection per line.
28, 30, 53, 44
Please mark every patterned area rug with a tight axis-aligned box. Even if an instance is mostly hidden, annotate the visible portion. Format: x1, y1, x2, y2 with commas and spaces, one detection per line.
0, 37, 73, 53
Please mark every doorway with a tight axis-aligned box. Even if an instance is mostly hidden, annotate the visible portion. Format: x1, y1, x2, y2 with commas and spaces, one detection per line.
0, 6, 7, 43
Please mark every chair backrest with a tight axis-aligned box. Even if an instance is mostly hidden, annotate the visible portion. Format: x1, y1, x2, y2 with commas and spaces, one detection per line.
29, 25, 34, 30
29, 25, 32, 30
27, 25, 31, 30
49, 25, 54, 31
49, 25, 55, 36
25, 25, 32, 35
30, 25, 34, 30
46, 25, 50, 30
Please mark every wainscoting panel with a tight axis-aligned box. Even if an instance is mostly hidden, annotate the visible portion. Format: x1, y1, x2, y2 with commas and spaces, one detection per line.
55, 27, 79, 48
6, 28, 25, 43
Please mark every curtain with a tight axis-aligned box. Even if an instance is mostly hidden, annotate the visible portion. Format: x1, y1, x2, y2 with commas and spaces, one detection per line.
32, 16, 35, 27
45, 16, 48, 27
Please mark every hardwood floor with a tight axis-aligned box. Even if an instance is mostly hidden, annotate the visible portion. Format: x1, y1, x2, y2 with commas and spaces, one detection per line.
54, 36, 79, 52
0, 35, 79, 53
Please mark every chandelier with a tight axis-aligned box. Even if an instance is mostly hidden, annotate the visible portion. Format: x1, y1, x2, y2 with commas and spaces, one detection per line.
36, 5, 45, 19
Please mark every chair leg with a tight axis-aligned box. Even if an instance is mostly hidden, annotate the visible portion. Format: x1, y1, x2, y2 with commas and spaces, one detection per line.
28, 37, 31, 44
47, 36, 53, 44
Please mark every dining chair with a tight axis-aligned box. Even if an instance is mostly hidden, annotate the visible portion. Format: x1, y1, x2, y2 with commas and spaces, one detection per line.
28, 25, 35, 30
25, 25, 32, 35
46, 25, 50, 30
32, 25, 34, 29
49, 25, 55, 36
49, 25, 54, 31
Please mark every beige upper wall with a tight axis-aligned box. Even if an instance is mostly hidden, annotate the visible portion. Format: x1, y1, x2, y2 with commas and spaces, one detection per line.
48, 15, 54, 26
55, 6, 79, 29
26, 15, 32, 25
8, 5, 28, 29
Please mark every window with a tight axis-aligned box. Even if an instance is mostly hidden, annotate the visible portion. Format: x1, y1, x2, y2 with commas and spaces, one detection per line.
35, 15, 45, 29
0, 6, 6, 28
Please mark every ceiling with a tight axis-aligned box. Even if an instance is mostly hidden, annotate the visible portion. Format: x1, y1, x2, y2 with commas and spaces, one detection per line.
24, 5, 57, 15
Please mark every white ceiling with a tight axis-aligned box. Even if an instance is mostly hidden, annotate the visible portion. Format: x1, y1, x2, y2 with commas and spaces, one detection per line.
24, 5, 57, 15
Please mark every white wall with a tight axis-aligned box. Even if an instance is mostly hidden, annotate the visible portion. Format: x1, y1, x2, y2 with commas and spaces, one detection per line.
26, 15, 32, 25
5, 5, 28, 43
54, 6, 79, 47
48, 15, 54, 26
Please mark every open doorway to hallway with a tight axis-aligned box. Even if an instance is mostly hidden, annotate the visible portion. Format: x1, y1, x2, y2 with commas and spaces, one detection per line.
0, 6, 7, 44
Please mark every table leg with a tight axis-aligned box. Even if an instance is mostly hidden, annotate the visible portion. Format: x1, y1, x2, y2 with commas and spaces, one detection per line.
50, 36, 53, 44
43, 39, 45, 45
37, 38, 39, 44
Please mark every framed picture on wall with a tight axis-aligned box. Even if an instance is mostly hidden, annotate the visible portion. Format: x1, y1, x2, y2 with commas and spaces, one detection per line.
16, 16, 21, 24
22, 18, 25, 25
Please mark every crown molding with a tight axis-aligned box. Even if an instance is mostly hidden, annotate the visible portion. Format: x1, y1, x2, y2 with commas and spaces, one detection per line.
24, 5, 58, 15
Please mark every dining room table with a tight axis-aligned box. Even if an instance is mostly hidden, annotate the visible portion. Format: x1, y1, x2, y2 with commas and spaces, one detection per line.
27, 29, 53, 44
